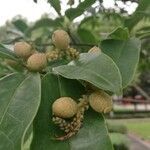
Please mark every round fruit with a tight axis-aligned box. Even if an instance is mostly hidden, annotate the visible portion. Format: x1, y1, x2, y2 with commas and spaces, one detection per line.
14, 41, 32, 58
89, 91, 113, 113
27, 53, 47, 71
52, 97, 78, 118
52, 30, 70, 50
88, 46, 101, 53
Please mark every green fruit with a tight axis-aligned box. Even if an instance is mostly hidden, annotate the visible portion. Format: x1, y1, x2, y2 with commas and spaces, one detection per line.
89, 91, 113, 113
52, 97, 78, 118
27, 53, 47, 71
14, 41, 32, 58
52, 30, 70, 50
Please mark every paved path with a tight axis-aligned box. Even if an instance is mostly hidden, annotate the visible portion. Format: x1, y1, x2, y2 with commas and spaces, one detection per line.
128, 134, 150, 150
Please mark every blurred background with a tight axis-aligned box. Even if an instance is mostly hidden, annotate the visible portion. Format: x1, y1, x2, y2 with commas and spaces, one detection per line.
0, 0, 150, 150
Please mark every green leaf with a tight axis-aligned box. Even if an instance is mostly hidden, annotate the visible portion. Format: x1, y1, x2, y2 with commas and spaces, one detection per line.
12, 19, 28, 33
135, 26, 150, 39
31, 73, 113, 150
101, 38, 141, 87
108, 27, 129, 40
54, 53, 122, 94
124, 0, 150, 31
0, 44, 18, 60
77, 28, 97, 44
79, 16, 95, 28
31, 18, 63, 29
26, 18, 63, 36
0, 73, 41, 150
65, 0, 96, 20
48, 0, 61, 15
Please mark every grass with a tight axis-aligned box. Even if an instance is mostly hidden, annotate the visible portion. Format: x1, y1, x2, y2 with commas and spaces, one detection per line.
107, 118, 150, 141
126, 121, 150, 140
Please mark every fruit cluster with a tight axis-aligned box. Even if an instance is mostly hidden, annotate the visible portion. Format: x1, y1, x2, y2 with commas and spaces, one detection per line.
6, 28, 113, 141
52, 90, 112, 140
6, 30, 80, 72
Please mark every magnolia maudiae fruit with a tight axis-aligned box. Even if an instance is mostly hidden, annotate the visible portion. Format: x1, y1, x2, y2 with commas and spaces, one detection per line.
14, 41, 33, 58
27, 53, 47, 71
89, 91, 113, 113
52, 30, 70, 50
52, 97, 78, 118
88, 46, 101, 53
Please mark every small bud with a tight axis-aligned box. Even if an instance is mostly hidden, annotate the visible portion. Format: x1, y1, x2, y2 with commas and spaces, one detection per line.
66, 47, 79, 60
46, 50, 59, 61
55, 117, 61, 121
59, 124, 65, 127
64, 129, 70, 133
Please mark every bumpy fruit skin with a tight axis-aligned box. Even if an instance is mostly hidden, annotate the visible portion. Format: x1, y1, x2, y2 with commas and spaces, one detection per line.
27, 53, 47, 71
88, 46, 101, 53
14, 41, 32, 58
52, 97, 78, 118
89, 91, 113, 113
52, 30, 70, 50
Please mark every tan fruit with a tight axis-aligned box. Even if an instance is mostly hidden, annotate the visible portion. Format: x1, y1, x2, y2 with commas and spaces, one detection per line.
14, 41, 33, 58
89, 91, 113, 113
88, 46, 101, 53
27, 53, 47, 71
52, 97, 78, 118
52, 30, 70, 50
